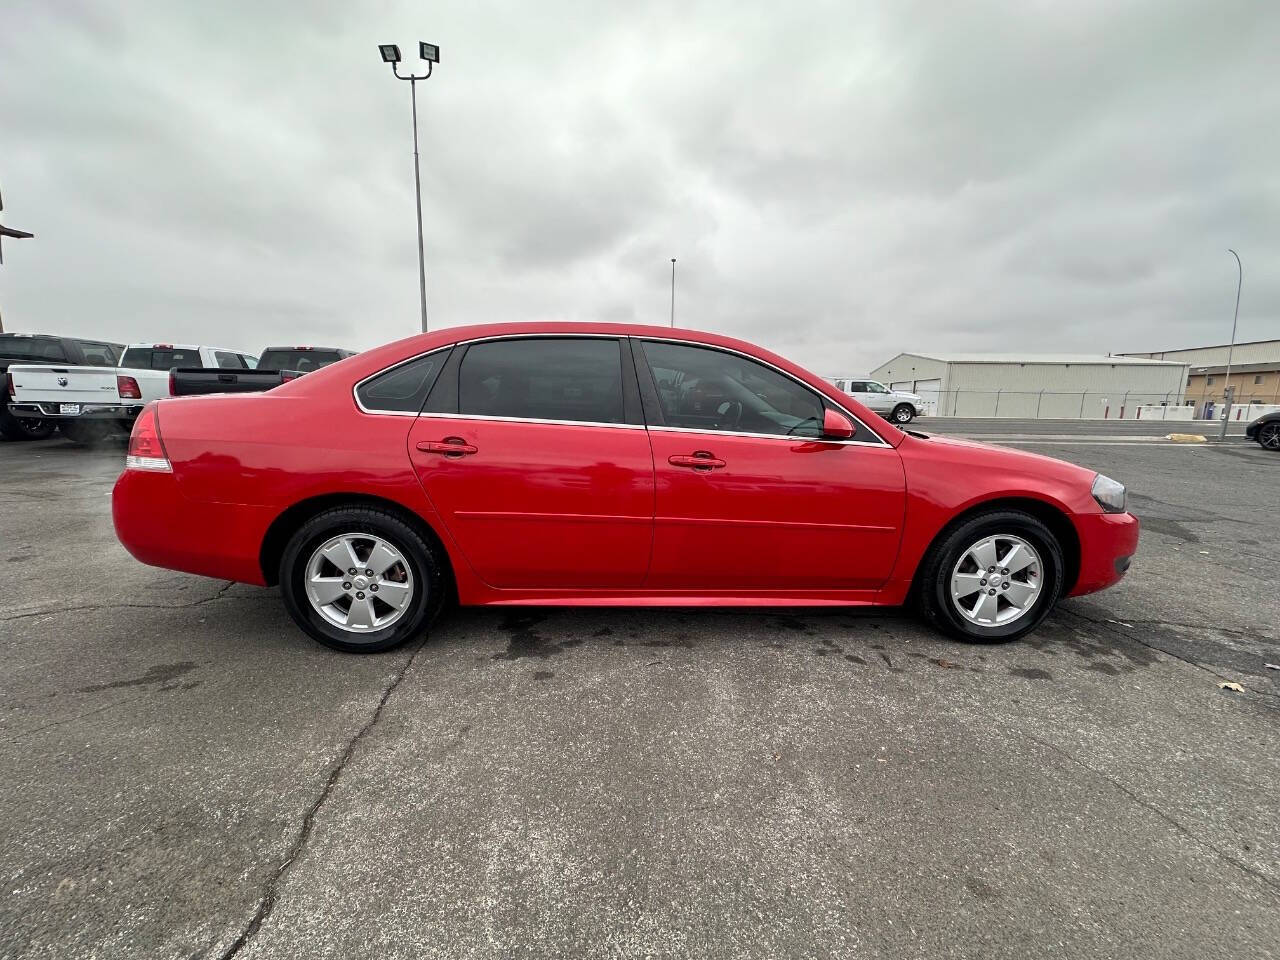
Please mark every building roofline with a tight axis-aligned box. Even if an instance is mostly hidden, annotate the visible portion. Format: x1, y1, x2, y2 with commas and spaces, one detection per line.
1119, 337, 1280, 356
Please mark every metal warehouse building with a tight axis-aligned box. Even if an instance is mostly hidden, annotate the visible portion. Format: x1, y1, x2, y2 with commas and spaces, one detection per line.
868, 352, 1189, 418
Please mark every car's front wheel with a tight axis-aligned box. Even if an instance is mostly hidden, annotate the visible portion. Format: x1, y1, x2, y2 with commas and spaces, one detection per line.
891, 403, 915, 424
917, 509, 1064, 643
279, 506, 447, 653
1257, 422, 1280, 451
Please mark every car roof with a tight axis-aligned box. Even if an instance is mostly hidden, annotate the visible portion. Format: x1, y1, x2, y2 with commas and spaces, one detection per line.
270, 321, 907, 446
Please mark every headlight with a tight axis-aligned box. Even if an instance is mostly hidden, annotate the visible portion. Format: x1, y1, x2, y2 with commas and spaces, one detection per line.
1091, 474, 1127, 514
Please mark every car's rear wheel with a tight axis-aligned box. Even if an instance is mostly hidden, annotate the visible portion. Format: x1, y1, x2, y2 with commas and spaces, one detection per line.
917, 509, 1064, 643
279, 506, 446, 653
891, 403, 915, 424
0, 406, 56, 441
1258, 422, 1280, 451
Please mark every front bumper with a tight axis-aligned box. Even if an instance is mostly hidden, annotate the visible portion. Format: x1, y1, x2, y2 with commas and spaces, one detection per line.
1244, 421, 1260, 440
8, 402, 144, 420
1067, 511, 1140, 597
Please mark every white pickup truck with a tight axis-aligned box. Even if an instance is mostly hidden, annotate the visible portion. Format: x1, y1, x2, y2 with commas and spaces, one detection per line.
826, 377, 927, 424
7, 343, 258, 443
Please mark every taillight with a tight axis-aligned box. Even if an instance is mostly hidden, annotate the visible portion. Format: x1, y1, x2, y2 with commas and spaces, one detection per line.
280, 370, 302, 382
168, 370, 176, 396
5, 372, 13, 398
117, 375, 142, 400
125, 404, 171, 472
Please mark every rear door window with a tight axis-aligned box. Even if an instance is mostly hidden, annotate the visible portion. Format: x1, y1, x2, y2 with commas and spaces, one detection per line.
458, 338, 625, 424
214, 351, 246, 369
78, 341, 121, 366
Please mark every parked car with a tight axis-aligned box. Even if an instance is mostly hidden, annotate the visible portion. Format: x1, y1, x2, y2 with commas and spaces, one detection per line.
1244, 411, 1280, 451
113, 323, 1137, 653
828, 377, 925, 424
257, 346, 356, 374
169, 345, 354, 396
0, 333, 123, 440
7, 342, 255, 444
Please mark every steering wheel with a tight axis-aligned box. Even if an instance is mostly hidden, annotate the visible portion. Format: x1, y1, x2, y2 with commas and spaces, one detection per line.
716, 400, 743, 431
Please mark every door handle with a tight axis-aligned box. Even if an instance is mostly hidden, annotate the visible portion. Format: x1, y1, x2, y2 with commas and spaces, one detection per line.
417, 438, 478, 458
668, 452, 726, 471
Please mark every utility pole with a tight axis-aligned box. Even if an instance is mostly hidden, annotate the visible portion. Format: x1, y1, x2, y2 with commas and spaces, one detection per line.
669, 258, 676, 327
1220, 249, 1242, 440
0, 182, 36, 334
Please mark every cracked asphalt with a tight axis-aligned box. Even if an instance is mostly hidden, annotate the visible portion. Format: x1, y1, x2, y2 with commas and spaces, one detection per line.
1, 425, 1277, 959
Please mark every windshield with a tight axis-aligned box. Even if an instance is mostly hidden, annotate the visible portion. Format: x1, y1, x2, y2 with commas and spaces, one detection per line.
258, 349, 345, 372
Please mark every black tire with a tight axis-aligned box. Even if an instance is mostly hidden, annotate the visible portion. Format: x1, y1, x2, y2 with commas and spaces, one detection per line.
0, 405, 56, 441
891, 403, 915, 424
917, 509, 1064, 644
59, 419, 119, 446
1257, 422, 1280, 451
279, 506, 447, 653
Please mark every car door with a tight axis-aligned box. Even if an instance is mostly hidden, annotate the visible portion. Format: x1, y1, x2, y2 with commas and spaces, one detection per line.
407, 336, 655, 590
636, 339, 906, 591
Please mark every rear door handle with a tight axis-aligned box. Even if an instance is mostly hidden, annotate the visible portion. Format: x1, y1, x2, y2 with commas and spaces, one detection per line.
668, 452, 726, 470
417, 438, 478, 457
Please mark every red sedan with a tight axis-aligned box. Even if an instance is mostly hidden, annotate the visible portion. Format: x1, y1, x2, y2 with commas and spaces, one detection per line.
112, 323, 1138, 653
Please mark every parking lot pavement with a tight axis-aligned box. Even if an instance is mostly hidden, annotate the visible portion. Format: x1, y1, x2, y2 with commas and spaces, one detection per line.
1, 434, 1277, 960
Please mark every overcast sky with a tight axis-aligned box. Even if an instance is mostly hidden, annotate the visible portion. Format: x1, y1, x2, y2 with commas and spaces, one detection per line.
1, 0, 1276, 372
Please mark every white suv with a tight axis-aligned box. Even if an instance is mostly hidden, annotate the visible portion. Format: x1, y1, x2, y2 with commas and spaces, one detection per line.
830, 378, 924, 424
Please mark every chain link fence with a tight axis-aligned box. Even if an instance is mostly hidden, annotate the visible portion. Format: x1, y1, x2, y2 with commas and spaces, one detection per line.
920, 389, 1280, 420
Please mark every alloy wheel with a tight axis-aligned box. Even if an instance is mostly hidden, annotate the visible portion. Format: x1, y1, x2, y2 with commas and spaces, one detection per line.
304, 533, 415, 633
1261, 423, 1280, 450
950, 534, 1043, 627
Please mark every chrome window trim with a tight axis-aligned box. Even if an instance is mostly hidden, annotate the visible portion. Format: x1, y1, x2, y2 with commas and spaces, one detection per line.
646, 424, 889, 447
417, 412, 645, 430
636, 336, 893, 448
353, 332, 894, 447
353, 346, 454, 416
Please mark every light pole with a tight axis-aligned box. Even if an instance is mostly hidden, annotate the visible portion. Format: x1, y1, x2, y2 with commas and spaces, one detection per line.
1220, 248, 1242, 440
669, 258, 676, 327
0, 181, 36, 334
379, 42, 439, 333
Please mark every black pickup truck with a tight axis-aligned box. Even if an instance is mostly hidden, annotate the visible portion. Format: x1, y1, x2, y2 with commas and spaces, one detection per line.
169, 346, 355, 397
168, 367, 299, 396
0, 333, 124, 440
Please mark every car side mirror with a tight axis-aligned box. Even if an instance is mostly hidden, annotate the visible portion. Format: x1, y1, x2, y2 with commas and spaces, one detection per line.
822, 408, 855, 439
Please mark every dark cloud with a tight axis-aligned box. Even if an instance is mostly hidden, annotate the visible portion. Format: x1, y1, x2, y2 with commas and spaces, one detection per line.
1, 0, 1275, 372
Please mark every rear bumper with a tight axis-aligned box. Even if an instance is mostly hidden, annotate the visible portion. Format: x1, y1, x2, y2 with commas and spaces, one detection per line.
9, 401, 143, 420
1067, 511, 1140, 597
112, 468, 273, 585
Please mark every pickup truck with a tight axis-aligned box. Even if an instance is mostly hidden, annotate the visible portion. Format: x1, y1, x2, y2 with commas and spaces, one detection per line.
169, 345, 355, 396
1, 333, 124, 440
827, 376, 927, 424
169, 367, 300, 396
7, 342, 256, 444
